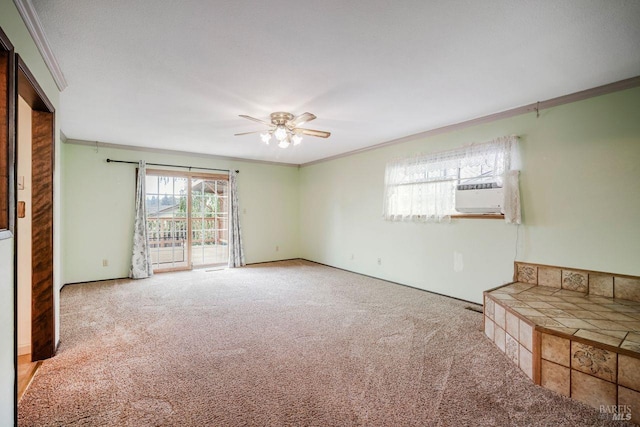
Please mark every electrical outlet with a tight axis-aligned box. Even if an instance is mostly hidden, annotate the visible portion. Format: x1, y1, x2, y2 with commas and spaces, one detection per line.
350, 254, 354, 260
275, 245, 279, 252
102, 259, 108, 267
377, 258, 382, 265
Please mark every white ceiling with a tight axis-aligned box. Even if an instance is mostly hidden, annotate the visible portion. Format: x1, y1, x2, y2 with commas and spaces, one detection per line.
31, 0, 640, 165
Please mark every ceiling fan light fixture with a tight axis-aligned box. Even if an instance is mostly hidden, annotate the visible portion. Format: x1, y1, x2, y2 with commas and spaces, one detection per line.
236, 112, 329, 148
274, 125, 287, 141
278, 137, 291, 149
260, 132, 272, 144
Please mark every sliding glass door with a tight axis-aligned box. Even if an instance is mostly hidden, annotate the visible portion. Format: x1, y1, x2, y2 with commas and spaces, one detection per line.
190, 178, 229, 267
145, 171, 228, 272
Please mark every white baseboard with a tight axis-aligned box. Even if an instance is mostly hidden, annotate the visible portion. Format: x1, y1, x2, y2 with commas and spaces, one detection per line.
18, 344, 31, 356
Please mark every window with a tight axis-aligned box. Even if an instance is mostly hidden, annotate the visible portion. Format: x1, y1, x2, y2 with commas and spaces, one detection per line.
383, 135, 521, 223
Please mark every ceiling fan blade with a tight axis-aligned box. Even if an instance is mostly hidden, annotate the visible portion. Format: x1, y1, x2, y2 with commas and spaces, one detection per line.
239, 115, 272, 127
234, 130, 267, 136
297, 128, 331, 138
289, 112, 316, 127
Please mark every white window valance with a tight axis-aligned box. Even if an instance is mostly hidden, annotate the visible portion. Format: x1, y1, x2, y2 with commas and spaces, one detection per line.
383, 135, 521, 224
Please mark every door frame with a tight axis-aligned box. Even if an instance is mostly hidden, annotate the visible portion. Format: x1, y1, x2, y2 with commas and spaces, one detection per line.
1, 22, 56, 410
0, 26, 15, 233
16, 55, 56, 361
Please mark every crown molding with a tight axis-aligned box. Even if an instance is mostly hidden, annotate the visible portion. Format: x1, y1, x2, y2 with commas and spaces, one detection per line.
14, 0, 68, 91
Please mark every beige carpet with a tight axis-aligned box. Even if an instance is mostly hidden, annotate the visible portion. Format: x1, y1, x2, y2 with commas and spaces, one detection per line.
18, 260, 628, 426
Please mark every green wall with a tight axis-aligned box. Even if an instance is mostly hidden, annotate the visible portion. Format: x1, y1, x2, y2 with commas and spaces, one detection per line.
63, 87, 640, 302
299, 87, 640, 303
62, 143, 300, 284
0, 0, 61, 424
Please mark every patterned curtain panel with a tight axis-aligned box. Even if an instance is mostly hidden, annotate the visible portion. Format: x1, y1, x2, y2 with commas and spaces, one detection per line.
129, 160, 153, 278
228, 170, 245, 268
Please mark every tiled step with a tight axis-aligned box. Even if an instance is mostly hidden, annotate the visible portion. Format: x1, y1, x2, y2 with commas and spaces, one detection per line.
484, 263, 640, 424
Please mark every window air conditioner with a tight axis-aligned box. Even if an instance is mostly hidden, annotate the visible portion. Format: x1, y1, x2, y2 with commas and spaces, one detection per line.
455, 182, 504, 214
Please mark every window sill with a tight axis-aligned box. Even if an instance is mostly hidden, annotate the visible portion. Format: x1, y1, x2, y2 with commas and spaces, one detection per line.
450, 214, 504, 220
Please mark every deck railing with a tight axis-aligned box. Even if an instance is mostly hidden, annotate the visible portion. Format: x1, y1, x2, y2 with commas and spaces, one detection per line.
147, 217, 228, 247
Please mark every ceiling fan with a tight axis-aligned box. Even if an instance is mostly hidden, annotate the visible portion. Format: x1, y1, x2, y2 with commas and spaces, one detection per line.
235, 112, 331, 148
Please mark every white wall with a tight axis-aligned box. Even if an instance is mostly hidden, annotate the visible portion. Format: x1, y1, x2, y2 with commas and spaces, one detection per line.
62, 143, 300, 283
0, 0, 61, 424
17, 97, 32, 355
0, 237, 13, 427
299, 87, 640, 303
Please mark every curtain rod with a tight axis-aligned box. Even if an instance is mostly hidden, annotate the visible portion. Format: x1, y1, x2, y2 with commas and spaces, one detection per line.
106, 159, 239, 173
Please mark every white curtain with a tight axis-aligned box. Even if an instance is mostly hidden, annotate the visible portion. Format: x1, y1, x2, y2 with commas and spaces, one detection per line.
228, 170, 245, 268
383, 135, 521, 224
129, 160, 153, 279
502, 137, 522, 224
